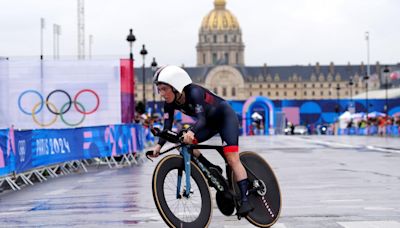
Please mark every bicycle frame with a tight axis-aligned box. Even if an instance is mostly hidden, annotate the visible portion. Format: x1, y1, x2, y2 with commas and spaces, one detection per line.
176, 143, 232, 199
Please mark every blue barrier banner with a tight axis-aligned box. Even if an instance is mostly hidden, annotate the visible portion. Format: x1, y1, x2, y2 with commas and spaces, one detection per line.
0, 123, 146, 175
15, 129, 84, 173
0, 128, 17, 176
82, 124, 144, 159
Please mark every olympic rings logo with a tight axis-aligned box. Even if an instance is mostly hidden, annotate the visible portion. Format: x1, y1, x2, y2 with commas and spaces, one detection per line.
18, 89, 100, 127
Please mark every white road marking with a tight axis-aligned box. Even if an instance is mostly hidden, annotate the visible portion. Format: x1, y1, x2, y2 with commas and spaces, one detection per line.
95, 170, 117, 176
45, 188, 71, 196
0, 211, 26, 216
78, 177, 98, 183
364, 206, 396, 211
320, 199, 364, 203
366, 145, 400, 154
338, 220, 400, 228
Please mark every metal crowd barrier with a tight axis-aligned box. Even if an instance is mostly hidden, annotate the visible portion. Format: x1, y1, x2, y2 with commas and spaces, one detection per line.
0, 123, 147, 192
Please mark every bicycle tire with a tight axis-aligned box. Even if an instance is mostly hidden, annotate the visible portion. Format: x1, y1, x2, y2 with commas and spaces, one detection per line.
152, 154, 213, 228
231, 151, 282, 227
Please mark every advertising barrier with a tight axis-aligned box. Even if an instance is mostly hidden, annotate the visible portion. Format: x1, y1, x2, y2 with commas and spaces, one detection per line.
0, 124, 145, 177
0, 128, 16, 176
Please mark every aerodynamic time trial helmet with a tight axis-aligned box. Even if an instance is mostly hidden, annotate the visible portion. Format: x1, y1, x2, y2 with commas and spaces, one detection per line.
153, 65, 192, 93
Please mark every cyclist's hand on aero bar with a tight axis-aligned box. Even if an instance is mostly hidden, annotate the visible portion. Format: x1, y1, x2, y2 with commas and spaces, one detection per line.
150, 144, 162, 157
183, 130, 198, 144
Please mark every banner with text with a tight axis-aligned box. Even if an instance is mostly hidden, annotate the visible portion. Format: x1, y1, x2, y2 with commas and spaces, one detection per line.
0, 124, 145, 176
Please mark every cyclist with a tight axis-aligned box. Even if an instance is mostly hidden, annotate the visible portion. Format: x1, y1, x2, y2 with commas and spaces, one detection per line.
151, 65, 253, 216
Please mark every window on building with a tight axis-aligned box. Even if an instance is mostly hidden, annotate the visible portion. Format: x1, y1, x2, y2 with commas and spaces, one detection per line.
320, 91, 324, 96
203, 53, 206, 64
259, 92, 263, 96
304, 91, 307, 96
355, 91, 359, 95
267, 84, 270, 88
312, 91, 315, 96
276, 91, 279, 96
284, 84, 287, 88
320, 83, 324, 88
212, 53, 217, 64
223, 87, 227, 96
355, 83, 358, 88
232, 87, 236, 96
328, 83, 332, 88
294, 84, 297, 88
204, 35, 207, 42
284, 91, 287, 96
224, 35, 228, 43
224, 53, 229, 64
236, 53, 239, 64
213, 35, 217, 43
304, 84, 307, 88
294, 91, 297, 96
267, 91, 271, 96
259, 84, 262, 88
328, 91, 332, 96
312, 84, 315, 88
275, 84, 279, 88
233, 35, 236, 42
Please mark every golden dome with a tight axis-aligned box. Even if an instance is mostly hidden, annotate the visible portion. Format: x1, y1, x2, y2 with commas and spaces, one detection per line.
201, 0, 240, 31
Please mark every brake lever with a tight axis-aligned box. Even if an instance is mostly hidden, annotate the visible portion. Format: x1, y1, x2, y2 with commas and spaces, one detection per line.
145, 150, 154, 162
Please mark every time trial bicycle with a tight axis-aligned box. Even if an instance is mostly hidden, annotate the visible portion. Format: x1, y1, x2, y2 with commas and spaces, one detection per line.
146, 128, 281, 228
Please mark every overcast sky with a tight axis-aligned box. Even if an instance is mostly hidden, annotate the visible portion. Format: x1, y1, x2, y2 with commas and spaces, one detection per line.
1, 0, 399, 66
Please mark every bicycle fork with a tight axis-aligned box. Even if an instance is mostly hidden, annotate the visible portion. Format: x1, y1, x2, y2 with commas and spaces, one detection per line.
176, 146, 192, 199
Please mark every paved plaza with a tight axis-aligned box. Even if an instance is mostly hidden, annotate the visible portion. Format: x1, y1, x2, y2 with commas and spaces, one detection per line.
0, 135, 399, 228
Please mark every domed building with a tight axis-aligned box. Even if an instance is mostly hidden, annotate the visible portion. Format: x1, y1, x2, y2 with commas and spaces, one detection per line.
196, 0, 245, 66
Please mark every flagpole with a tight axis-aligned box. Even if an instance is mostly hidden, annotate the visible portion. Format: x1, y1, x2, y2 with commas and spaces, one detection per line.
40, 18, 45, 126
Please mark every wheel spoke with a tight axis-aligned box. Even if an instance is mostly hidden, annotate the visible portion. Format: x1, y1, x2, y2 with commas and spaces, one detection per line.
163, 169, 203, 222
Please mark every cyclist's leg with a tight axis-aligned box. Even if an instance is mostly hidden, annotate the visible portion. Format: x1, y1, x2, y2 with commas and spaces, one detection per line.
218, 105, 253, 215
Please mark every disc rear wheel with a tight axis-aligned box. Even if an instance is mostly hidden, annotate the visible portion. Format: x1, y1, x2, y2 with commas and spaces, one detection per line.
232, 151, 282, 227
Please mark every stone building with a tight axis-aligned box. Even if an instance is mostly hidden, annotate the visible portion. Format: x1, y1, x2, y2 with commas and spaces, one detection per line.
135, 0, 392, 104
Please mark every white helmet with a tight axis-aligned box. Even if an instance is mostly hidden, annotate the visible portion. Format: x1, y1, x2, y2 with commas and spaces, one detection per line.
153, 65, 192, 93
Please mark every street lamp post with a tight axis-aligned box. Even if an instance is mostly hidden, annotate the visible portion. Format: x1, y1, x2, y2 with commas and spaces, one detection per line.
348, 76, 354, 113
126, 28, 136, 122
336, 84, 341, 119
126, 29, 136, 59
365, 32, 370, 77
140, 44, 148, 109
151, 57, 158, 114
363, 72, 369, 120
383, 66, 390, 117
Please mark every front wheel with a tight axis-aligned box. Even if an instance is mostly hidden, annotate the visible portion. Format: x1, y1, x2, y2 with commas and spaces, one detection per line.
232, 151, 282, 227
152, 155, 212, 228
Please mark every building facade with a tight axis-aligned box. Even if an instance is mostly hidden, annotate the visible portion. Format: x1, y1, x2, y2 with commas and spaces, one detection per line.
135, 0, 395, 103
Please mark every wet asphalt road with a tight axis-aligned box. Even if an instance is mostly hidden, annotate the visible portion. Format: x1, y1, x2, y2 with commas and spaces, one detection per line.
0, 135, 400, 228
